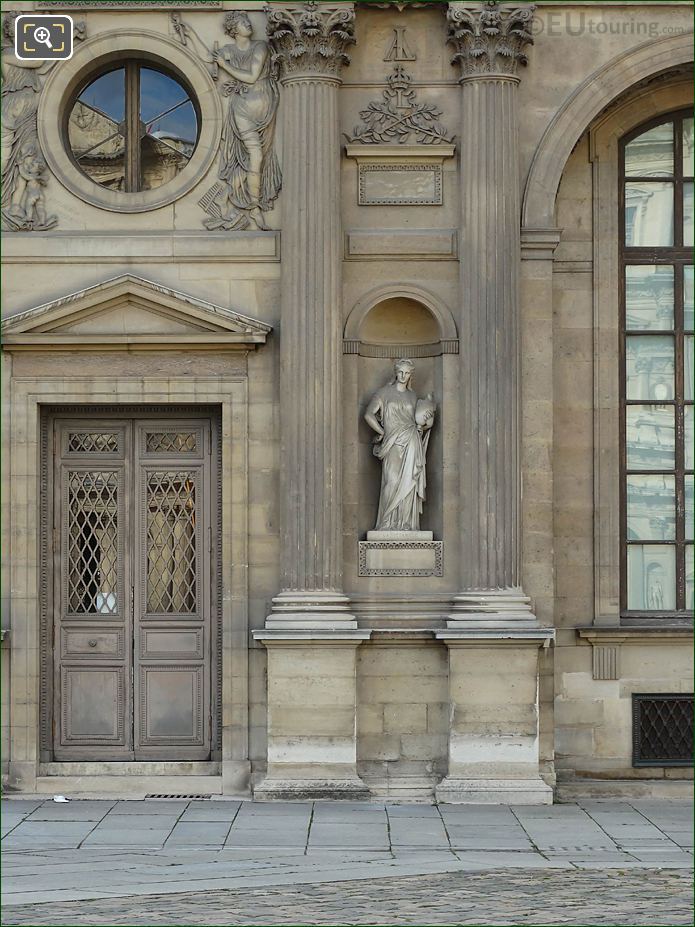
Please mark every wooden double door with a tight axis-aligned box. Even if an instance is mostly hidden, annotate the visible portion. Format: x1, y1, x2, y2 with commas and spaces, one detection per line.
49, 415, 218, 761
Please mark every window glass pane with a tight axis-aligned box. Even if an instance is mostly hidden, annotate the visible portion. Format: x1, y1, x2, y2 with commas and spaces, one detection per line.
625, 335, 674, 400
684, 182, 694, 247
69, 70, 125, 191
626, 474, 675, 540
626, 406, 675, 470
625, 183, 673, 246
140, 68, 197, 192
686, 546, 694, 612
625, 265, 674, 330
627, 544, 676, 610
624, 122, 674, 177
685, 266, 694, 331
685, 335, 694, 402
685, 406, 694, 470
684, 117, 694, 177
685, 475, 694, 541
76, 68, 125, 123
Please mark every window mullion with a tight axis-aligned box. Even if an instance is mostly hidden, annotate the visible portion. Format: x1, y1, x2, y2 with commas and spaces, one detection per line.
125, 62, 141, 193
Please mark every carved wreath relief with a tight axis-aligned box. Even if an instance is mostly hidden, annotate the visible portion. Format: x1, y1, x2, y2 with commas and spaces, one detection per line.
173, 11, 282, 231
1, 13, 81, 231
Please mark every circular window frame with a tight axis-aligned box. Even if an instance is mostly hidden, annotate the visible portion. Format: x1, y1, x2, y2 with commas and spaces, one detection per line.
39, 31, 221, 213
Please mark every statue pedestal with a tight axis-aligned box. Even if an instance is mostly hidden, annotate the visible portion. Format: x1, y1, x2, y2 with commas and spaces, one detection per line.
359, 531, 442, 577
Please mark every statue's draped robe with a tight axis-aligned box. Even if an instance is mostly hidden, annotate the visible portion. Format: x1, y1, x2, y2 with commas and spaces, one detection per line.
1, 50, 41, 210
372, 386, 429, 531
208, 41, 281, 228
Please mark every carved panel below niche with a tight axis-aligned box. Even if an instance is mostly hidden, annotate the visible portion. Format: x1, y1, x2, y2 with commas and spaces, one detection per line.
359, 540, 443, 577
346, 144, 455, 207
343, 340, 458, 357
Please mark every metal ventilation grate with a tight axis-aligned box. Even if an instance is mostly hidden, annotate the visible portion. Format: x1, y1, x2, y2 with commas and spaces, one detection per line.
632, 694, 693, 767
145, 794, 212, 800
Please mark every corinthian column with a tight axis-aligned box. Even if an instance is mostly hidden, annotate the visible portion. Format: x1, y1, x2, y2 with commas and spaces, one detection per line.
436, 2, 553, 805
253, 2, 370, 801
265, 1, 357, 629
447, 1, 539, 625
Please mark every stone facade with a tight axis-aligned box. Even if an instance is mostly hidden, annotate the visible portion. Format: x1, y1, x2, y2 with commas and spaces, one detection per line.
1, 1, 693, 801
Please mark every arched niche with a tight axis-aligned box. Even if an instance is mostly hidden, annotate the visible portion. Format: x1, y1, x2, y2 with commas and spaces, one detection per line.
342, 286, 458, 580
343, 284, 458, 357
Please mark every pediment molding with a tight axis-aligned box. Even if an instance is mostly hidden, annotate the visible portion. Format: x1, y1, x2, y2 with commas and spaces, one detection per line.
1, 274, 272, 352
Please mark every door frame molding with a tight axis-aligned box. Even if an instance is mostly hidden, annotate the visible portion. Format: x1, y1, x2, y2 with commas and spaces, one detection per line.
7, 376, 250, 793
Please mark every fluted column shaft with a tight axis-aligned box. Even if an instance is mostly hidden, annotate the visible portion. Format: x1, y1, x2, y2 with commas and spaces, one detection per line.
459, 74, 521, 591
279, 75, 344, 594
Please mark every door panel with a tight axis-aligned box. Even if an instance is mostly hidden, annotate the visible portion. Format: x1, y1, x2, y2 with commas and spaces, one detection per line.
134, 421, 211, 759
51, 415, 214, 762
61, 667, 126, 745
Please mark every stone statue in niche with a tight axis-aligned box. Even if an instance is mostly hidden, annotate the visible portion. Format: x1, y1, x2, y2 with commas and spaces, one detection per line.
364, 359, 436, 532
172, 11, 281, 231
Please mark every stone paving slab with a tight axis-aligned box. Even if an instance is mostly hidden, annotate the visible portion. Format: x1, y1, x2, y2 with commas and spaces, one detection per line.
1, 796, 693, 917
1, 868, 691, 926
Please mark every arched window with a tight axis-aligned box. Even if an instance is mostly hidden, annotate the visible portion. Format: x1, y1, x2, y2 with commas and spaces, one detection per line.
621, 110, 693, 616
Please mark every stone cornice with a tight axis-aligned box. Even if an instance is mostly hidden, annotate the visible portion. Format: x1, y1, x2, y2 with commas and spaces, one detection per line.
265, 1, 356, 80
447, 1, 535, 79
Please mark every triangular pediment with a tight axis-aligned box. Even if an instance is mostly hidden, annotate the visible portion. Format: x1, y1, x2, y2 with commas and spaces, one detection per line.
1, 274, 272, 351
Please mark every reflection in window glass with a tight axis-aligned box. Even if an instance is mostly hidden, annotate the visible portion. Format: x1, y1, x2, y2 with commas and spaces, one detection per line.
685, 266, 694, 331
686, 546, 694, 611
685, 335, 694, 402
625, 265, 674, 330
684, 182, 694, 247
625, 336, 673, 400
627, 544, 676, 610
684, 118, 694, 177
626, 406, 675, 470
626, 475, 675, 540
68, 63, 197, 193
624, 122, 674, 177
686, 476, 694, 541
625, 182, 673, 246
685, 406, 694, 470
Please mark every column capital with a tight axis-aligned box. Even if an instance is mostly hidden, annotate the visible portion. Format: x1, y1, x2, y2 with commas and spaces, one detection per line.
265, 1, 355, 81
447, 1, 535, 80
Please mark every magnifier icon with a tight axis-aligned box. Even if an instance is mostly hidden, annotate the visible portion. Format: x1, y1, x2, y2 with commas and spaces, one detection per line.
34, 26, 53, 49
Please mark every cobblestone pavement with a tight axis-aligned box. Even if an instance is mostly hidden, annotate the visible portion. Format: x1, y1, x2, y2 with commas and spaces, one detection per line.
2, 868, 692, 926
2, 797, 692, 924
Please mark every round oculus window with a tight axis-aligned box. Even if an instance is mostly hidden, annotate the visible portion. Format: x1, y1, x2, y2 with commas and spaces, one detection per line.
68, 61, 199, 193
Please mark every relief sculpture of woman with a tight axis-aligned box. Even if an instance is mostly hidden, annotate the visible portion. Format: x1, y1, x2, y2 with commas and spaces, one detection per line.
173, 11, 281, 231
364, 359, 436, 532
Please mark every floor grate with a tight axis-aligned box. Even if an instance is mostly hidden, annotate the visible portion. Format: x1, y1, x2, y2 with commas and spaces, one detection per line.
145, 794, 212, 800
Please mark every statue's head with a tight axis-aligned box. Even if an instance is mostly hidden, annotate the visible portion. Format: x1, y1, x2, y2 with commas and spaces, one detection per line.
2, 12, 17, 44
390, 358, 415, 387
223, 11, 253, 40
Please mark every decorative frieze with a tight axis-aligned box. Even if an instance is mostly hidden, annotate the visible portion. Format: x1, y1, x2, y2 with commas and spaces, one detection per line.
265, 1, 356, 80
447, 1, 535, 78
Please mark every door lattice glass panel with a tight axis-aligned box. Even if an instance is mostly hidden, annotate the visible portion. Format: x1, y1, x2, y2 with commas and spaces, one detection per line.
67, 470, 119, 615
146, 471, 198, 614
67, 432, 120, 454
145, 432, 198, 454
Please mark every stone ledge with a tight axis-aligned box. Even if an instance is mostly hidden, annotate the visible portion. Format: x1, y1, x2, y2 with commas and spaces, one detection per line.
577, 627, 693, 644
1, 231, 281, 263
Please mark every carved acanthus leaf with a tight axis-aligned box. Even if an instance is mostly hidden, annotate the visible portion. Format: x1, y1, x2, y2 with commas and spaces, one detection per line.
265, 2, 356, 78
447, 1, 535, 78
345, 66, 454, 145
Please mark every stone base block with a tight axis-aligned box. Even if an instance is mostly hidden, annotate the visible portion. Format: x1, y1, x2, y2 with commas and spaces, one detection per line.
253, 776, 371, 802
435, 777, 553, 805
359, 539, 443, 576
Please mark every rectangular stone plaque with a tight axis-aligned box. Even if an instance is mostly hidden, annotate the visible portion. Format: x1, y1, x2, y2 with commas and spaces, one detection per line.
358, 164, 443, 206
358, 540, 443, 577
